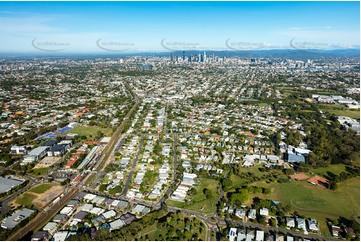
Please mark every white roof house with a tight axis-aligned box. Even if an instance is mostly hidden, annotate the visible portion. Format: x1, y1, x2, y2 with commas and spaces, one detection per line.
256, 230, 264, 241
79, 203, 93, 212
286, 217, 295, 228
228, 227, 237, 241
307, 218, 319, 231
296, 217, 307, 231
84, 193, 97, 201
109, 219, 125, 231
42, 222, 58, 235
59, 207, 74, 216
111, 200, 120, 207
236, 231, 246, 241
102, 210, 116, 219
235, 208, 246, 219
92, 196, 106, 205
89, 207, 105, 215
53, 231, 69, 241
248, 209, 256, 220
260, 208, 269, 216
286, 236, 294, 241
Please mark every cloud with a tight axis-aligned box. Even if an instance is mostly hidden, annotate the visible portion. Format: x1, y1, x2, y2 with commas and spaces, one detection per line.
0, 16, 65, 33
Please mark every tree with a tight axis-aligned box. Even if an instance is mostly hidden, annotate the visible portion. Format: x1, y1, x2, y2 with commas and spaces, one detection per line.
99, 184, 107, 192
203, 188, 212, 199
230, 189, 249, 206
188, 188, 197, 196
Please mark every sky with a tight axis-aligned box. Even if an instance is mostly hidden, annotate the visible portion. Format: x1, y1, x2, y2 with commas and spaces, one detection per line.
0, 1, 359, 53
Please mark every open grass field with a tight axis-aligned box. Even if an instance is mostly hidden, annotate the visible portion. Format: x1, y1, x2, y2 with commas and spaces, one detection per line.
238, 164, 265, 176
12, 184, 64, 209
228, 173, 247, 190
14, 193, 37, 208
248, 177, 359, 236
321, 108, 360, 119
323, 108, 360, 119
311, 164, 346, 176
66, 125, 112, 139
167, 178, 220, 215
31, 167, 50, 176
29, 183, 53, 194
185, 178, 220, 214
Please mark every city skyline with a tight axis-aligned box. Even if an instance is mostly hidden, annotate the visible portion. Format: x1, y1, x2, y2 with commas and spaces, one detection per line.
0, 1, 359, 53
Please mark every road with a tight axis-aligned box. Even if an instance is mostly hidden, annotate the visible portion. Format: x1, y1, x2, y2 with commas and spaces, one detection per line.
165, 205, 327, 241
121, 135, 143, 198
7, 187, 78, 241
159, 133, 178, 205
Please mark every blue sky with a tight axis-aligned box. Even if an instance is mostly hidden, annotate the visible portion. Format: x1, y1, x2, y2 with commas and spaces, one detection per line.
0, 1, 359, 53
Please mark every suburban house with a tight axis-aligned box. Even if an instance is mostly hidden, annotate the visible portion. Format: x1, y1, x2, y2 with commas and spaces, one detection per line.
31, 231, 51, 241
248, 209, 256, 220
286, 217, 295, 228
10, 145, 27, 155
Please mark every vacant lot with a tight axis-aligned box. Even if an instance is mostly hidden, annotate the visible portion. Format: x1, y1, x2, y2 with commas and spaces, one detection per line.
66, 125, 112, 139
12, 184, 64, 209
33, 156, 61, 169
29, 183, 53, 194
14, 193, 37, 208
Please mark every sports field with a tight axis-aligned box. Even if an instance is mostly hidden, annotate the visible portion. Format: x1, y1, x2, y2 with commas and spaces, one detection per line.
248, 177, 359, 236
66, 125, 112, 139
29, 183, 53, 194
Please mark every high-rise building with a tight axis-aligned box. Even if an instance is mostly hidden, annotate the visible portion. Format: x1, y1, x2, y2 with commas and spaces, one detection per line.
182, 51, 185, 61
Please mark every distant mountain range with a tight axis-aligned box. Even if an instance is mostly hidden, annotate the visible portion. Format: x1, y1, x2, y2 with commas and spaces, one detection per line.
0, 49, 359, 60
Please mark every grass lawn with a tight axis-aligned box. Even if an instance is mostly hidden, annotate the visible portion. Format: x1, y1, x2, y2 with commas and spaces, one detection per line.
15, 193, 37, 208
312, 89, 342, 95
311, 164, 346, 176
67, 125, 113, 139
300, 110, 316, 113
167, 178, 220, 215
248, 177, 360, 236
226, 165, 287, 193
227, 173, 248, 191
238, 164, 265, 176
185, 178, 220, 214
256, 103, 269, 106
29, 183, 53, 194
32, 167, 50, 176
321, 108, 360, 120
